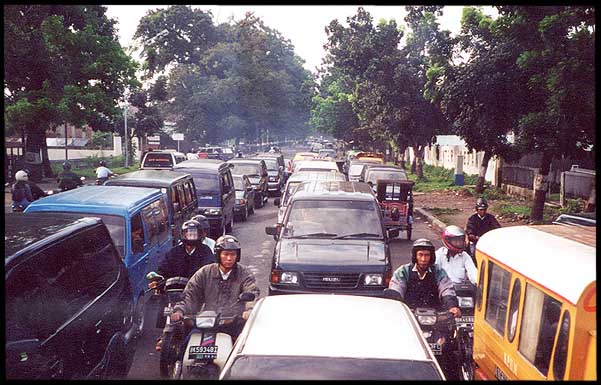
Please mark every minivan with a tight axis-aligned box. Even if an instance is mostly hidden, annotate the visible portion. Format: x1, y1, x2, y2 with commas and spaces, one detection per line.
5, 213, 137, 379
140, 150, 187, 170
24, 185, 173, 336
104, 170, 199, 244
173, 159, 235, 239
227, 158, 269, 208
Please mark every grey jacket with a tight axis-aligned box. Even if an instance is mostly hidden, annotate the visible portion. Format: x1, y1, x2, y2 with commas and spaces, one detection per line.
173, 263, 259, 317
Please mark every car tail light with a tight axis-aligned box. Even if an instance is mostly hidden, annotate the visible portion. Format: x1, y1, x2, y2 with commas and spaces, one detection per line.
270, 270, 280, 284
385, 269, 392, 286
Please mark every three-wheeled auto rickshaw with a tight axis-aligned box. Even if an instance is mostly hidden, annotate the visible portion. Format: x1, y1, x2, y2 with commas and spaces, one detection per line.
376, 179, 414, 240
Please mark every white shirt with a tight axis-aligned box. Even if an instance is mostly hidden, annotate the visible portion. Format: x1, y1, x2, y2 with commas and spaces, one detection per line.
219, 268, 232, 280
202, 237, 215, 253
96, 166, 113, 178
435, 246, 477, 285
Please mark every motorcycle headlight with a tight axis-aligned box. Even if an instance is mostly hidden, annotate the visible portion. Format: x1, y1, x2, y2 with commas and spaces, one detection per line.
280, 271, 299, 285
206, 208, 222, 215
195, 315, 216, 328
364, 274, 383, 286
458, 296, 474, 308
422, 330, 432, 339
417, 315, 437, 326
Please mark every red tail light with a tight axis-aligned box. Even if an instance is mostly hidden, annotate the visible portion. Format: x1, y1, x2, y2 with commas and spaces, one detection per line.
385, 269, 392, 286
270, 270, 280, 283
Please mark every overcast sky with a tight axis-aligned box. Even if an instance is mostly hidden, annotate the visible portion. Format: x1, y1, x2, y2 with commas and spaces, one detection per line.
105, 5, 494, 74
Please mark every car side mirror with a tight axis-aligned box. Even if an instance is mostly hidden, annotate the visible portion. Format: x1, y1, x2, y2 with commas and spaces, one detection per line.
274, 198, 281, 206
265, 225, 278, 236
383, 288, 401, 301
239, 292, 256, 302
387, 228, 399, 238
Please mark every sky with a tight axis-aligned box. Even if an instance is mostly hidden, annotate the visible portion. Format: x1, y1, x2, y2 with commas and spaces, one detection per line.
104, 5, 494, 74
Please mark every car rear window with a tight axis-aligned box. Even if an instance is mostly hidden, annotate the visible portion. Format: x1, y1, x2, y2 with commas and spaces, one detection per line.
192, 174, 220, 192
143, 153, 174, 168
366, 170, 408, 184
231, 164, 261, 176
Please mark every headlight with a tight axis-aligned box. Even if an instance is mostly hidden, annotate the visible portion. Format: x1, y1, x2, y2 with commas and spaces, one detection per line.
268, 176, 276, 182
458, 296, 474, 308
417, 315, 437, 325
364, 274, 383, 286
206, 208, 222, 215
280, 272, 299, 285
195, 315, 216, 328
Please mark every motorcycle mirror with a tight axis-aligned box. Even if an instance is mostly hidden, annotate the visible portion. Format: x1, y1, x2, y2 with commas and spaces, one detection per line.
383, 288, 402, 301
239, 292, 256, 302
146, 271, 163, 281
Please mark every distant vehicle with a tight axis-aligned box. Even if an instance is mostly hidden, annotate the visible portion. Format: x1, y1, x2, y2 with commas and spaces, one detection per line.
196, 146, 235, 161
318, 148, 337, 159
227, 159, 269, 208
219, 294, 445, 380
255, 152, 288, 183
256, 157, 284, 196
347, 160, 381, 182
232, 174, 255, 221
355, 152, 385, 165
552, 212, 596, 227
265, 181, 397, 297
6, 213, 137, 379
140, 150, 187, 170
360, 164, 408, 184
293, 159, 339, 173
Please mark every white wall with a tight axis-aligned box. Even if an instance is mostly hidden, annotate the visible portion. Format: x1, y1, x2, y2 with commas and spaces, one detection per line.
47, 135, 123, 161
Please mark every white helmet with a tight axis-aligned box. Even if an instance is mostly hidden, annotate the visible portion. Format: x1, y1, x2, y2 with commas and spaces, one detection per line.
15, 170, 29, 181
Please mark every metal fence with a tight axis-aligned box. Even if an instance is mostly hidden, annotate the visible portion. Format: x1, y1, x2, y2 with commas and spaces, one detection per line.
563, 169, 595, 199
502, 165, 536, 189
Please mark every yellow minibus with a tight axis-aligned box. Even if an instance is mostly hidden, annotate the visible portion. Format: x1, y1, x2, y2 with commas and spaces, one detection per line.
472, 224, 596, 380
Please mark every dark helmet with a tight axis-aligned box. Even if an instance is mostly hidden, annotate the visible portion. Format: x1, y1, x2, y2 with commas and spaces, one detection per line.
190, 214, 210, 233
475, 198, 488, 210
181, 219, 202, 245
442, 225, 466, 254
23, 168, 32, 176
214, 235, 241, 263
62, 161, 72, 171
98, 160, 106, 167
411, 238, 436, 265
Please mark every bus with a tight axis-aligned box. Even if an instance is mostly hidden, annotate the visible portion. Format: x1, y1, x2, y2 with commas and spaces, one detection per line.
472, 224, 596, 380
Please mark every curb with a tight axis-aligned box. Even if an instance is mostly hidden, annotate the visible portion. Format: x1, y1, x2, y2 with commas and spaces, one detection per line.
415, 207, 448, 234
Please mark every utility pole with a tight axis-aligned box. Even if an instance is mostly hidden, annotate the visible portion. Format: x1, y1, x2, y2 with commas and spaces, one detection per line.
124, 102, 129, 168
64, 122, 68, 161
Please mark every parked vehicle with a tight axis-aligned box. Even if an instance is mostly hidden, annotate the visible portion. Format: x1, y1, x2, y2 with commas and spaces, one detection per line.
104, 170, 199, 244
226, 159, 269, 208
5, 213, 137, 379
266, 181, 397, 297
232, 174, 255, 221
173, 159, 235, 239
145, 272, 189, 378
24, 185, 173, 336
275, 170, 347, 223
219, 294, 445, 380
473, 225, 596, 380
169, 292, 256, 379
140, 150, 187, 170
375, 179, 414, 240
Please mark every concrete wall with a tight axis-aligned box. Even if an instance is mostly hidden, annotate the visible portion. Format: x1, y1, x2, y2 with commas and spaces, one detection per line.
47, 136, 124, 161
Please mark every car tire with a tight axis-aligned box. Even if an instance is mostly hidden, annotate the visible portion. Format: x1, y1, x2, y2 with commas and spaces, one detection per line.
249, 200, 255, 214
225, 214, 233, 233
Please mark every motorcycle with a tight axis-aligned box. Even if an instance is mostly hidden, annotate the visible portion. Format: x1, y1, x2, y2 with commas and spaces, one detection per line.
170, 292, 256, 379
145, 272, 189, 378
48, 176, 87, 195
11, 202, 25, 212
453, 281, 476, 381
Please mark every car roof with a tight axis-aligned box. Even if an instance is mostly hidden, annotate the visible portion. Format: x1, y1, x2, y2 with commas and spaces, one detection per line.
24, 185, 162, 217
145, 150, 185, 157
5, 213, 103, 265
287, 170, 346, 183
104, 170, 191, 187
228, 159, 265, 165
295, 160, 338, 169
291, 181, 375, 201
255, 152, 283, 159
240, 294, 432, 361
173, 159, 227, 170
477, 225, 596, 305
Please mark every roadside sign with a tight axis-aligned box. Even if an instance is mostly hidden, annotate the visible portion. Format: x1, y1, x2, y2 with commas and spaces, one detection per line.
171, 133, 184, 141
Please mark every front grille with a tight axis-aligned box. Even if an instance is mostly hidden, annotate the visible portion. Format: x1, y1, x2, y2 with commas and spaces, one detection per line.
302, 272, 361, 289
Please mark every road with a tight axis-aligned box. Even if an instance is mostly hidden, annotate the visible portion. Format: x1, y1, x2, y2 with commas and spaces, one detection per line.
126, 167, 442, 379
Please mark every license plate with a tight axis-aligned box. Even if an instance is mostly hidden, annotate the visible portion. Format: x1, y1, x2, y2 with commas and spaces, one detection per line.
429, 343, 442, 355
458, 316, 474, 323
188, 345, 218, 360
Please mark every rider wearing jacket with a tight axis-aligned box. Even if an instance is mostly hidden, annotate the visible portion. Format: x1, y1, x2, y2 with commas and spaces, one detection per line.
466, 198, 501, 246
389, 238, 460, 317
435, 225, 477, 285
190, 214, 215, 253
57, 162, 83, 191
95, 160, 117, 184
157, 220, 215, 279
11, 170, 34, 210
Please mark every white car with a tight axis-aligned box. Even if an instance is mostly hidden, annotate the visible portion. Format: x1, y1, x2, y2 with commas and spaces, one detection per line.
293, 159, 339, 173
219, 294, 446, 380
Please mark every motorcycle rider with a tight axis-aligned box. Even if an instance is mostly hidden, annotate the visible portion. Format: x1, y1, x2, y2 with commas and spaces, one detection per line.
435, 225, 477, 285
170, 235, 259, 353
95, 160, 117, 184
156, 220, 216, 280
22, 169, 47, 200
466, 198, 501, 258
11, 170, 34, 210
190, 214, 216, 253
57, 161, 83, 191
388, 238, 461, 318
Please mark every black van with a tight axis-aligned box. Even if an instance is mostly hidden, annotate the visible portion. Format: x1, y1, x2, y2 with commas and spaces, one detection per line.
104, 170, 199, 244
5, 213, 137, 380
173, 159, 235, 239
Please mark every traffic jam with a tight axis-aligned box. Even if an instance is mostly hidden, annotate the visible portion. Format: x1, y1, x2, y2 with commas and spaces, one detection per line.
6, 141, 596, 381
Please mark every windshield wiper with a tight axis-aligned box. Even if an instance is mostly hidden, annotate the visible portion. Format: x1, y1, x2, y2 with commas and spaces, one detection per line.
290, 232, 338, 239
333, 232, 382, 239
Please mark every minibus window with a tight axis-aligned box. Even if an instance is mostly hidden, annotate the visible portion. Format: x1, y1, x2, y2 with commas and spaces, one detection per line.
552, 311, 570, 380
518, 284, 562, 376
476, 262, 485, 311
485, 261, 511, 335
507, 278, 521, 342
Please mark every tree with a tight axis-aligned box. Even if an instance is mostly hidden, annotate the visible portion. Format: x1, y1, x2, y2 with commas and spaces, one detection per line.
499, 6, 595, 221
4, 5, 138, 179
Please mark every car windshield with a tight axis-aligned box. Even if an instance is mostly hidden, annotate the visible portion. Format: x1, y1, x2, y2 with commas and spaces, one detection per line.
283, 182, 301, 206
231, 164, 261, 176
366, 170, 407, 184
223, 356, 442, 380
263, 159, 278, 170
191, 174, 220, 192
349, 164, 365, 176
283, 200, 383, 238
